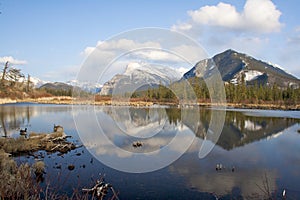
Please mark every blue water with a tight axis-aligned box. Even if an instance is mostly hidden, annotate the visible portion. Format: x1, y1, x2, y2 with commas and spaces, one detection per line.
1, 103, 300, 199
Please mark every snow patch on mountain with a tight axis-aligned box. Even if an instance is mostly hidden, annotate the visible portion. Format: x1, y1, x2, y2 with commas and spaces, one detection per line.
267, 62, 284, 70
230, 70, 263, 84
67, 80, 103, 93
6, 74, 49, 88
124, 62, 181, 82
267, 61, 293, 76
244, 120, 262, 131
100, 62, 182, 95
244, 70, 263, 81
30, 77, 49, 88
267, 131, 284, 140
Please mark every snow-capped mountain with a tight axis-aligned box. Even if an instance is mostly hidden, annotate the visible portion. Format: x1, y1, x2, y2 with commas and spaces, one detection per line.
29, 76, 49, 88
66, 80, 102, 93
100, 62, 182, 95
4, 74, 49, 88
183, 49, 300, 88
0, 72, 100, 93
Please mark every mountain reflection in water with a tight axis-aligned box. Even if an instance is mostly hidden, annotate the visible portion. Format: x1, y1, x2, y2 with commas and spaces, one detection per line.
1, 103, 300, 199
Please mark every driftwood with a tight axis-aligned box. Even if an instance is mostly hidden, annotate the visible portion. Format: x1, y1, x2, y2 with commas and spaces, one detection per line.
25, 126, 78, 154
82, 179, 119, 200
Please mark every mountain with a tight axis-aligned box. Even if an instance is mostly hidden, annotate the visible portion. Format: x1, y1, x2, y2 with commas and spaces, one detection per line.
29, 77, 49, 88
66, 80, 102, 94
39, 82, 74, 91
100, 62, 182, 95
34, 79, 101, 93
183, 49, 300, 88
0, 72, 48, 88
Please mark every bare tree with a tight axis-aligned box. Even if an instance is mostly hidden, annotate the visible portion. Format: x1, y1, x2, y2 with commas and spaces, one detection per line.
1, 61, 9, 83
7, 68, 24, 86
26, 74, 32, 92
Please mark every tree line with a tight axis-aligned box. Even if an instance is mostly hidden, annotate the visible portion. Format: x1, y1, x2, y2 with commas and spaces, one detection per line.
128, 77, 300, 106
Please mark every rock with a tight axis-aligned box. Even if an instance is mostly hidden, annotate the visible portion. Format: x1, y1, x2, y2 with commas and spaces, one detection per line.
68, 165, 75, 171
55, 164, 62, 169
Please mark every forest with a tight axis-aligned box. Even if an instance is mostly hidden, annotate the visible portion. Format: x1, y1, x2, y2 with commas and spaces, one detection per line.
128, 77, 300, 106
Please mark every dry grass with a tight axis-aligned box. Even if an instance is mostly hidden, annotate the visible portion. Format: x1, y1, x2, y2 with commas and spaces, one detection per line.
0, 131, 74, 155
0, 155, 95, 200
0, 151, 32, 199
32, 161, 45, 175
0, 131, 96, 199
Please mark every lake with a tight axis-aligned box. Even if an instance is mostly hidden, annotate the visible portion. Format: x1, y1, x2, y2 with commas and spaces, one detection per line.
1, 103, 300, 199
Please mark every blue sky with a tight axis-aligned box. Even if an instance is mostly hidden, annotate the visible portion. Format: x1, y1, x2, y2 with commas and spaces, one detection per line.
0, 0, 299, 82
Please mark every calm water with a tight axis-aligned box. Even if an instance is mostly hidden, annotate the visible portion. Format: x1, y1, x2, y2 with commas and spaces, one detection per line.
1, 103, 300, 199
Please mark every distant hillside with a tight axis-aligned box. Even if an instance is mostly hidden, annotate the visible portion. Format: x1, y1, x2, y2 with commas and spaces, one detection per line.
183, 49, 300, 88
39, 82, 74, 91
66, 80, 102, 94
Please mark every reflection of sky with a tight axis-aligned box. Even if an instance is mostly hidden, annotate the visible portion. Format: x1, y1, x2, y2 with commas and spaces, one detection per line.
2, 104, 300, 198
74, 107, 196, 173
169, 124, 300, 198
0, 104, 75, 136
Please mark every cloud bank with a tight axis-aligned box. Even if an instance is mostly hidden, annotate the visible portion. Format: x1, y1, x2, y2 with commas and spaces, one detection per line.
173, 0, 282, 34
0, 56, 27, 65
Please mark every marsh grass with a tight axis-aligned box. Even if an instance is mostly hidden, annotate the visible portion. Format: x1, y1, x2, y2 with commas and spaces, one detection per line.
0, 149, 112, 199
0, 156, 99, 199
0, 131, 74, 155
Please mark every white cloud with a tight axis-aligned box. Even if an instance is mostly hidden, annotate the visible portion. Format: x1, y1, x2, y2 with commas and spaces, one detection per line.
79, 30, 212, 84
100, 39, 161, 51
81, 46, 96, 57
81, 39, 206, 65
133, 50, 183, 62
242, 0, 282, 33
171, 22, 192, 31
177, 67, 189, 76
42, 65, 80, 81
81, 39, 162, 57
188, 2, 240, 28
173, 0, 282, 34
0, 56, 27, 65
171, 45, 207, 64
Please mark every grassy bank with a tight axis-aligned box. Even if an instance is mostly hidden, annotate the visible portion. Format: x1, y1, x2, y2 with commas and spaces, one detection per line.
0, 96, 299, 110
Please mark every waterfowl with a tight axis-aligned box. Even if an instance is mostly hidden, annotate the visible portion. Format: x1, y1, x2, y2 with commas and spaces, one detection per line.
231, 166, 235, 172
216, 163, 223, 171
53, 124, 64, 133
133, 141, 143, 148
20, 128, 27, 135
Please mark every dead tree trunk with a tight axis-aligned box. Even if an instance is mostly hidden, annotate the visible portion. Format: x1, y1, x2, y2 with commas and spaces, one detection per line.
1, 61, 9, 83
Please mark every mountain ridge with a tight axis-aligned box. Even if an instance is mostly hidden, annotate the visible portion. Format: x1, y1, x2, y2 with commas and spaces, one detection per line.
183, 49, 300, 88
99, 62, 182, 95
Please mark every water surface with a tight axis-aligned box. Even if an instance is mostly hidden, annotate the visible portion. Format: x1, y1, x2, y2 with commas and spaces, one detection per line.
1, 103, 300, 199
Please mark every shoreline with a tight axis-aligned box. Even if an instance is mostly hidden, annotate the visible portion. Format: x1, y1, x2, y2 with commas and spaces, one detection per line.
0, 97, 299, 111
